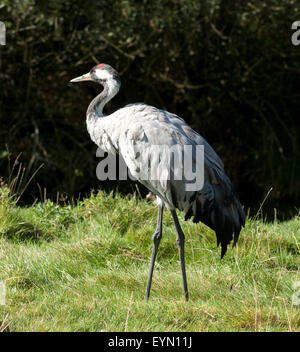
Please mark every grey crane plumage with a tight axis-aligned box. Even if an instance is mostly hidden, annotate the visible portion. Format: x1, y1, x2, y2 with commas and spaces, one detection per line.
70, 63, 245, 301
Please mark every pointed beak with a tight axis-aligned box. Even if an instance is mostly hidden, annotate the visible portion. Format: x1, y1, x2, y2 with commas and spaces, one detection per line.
70, 73, 92, 83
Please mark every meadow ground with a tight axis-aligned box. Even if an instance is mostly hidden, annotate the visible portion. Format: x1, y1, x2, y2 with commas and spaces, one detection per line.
0, 186, 299, 331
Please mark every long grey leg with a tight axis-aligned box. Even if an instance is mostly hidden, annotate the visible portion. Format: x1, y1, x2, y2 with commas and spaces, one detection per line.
145, 204, 164, 300
171, 210, 189, 301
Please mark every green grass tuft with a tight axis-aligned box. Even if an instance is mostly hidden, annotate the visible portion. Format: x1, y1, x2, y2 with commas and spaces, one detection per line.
0, 187, 299, 331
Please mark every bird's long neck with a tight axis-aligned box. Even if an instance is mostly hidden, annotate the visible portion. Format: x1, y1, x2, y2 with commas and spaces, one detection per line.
87, 79, 120, 119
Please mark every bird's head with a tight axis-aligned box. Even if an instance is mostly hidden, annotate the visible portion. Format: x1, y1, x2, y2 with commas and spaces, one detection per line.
70, 63, 121, 86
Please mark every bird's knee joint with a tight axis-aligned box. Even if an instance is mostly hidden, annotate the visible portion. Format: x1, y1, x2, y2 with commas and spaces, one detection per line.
176, 237, 185, 246
152, 232, 162, 245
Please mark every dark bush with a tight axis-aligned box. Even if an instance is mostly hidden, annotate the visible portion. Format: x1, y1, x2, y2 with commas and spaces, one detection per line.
0, 0, 299, 209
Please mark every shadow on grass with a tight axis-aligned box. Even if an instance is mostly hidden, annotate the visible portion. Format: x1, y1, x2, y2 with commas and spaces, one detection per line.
1, 220, 49, 243
0, 210, 55, 243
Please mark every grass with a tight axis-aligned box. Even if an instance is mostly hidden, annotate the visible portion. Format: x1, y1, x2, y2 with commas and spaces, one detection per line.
0, 185, 299, 332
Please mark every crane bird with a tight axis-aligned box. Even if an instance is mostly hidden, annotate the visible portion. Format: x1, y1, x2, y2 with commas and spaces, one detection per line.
70, 63, 245, 301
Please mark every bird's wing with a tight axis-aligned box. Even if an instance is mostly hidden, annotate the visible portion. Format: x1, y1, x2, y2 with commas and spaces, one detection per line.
115, 104, 245, 257
122, 103, 224, 171
162, 111, 225, 171
116, 106, 222, 207
118, 118, 186, 207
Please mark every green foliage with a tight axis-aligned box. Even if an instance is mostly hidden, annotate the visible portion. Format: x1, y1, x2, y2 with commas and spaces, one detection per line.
0, 188, 299, 331
0, 0, 299, 204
